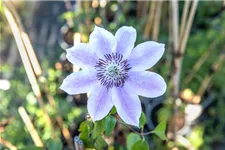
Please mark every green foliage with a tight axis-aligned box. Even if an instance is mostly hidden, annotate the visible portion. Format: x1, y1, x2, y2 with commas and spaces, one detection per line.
109, 106, 117, 114
151, 121, 167, 140
94, 136, 107, 150
139, 112, 146, 128
105, 115, 117, 137
92, 119, 105, 139
46, 138, 63, 150
19, 146, 45, 150
126, 133, 141, 150
131, 139, 149, 150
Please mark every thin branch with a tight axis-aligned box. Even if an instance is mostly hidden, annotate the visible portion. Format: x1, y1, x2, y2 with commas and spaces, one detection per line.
116, 119, 154, 136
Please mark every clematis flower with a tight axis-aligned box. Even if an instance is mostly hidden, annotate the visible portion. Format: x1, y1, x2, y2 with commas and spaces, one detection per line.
60, 26, 166, 126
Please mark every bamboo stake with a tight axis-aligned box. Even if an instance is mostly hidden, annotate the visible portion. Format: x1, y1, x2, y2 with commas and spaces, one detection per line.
144, 1, 156, 39
179, 0, 191, 42
152, 1, 163, 41
3, 2, 53, 132
0, 137, 17, 150
171, 0, 180, 98
171, 0, 179, 53
21, 32, 42, 76
73, 33, 81, 72
4, 2, 74, 149
18, 107, 44, 147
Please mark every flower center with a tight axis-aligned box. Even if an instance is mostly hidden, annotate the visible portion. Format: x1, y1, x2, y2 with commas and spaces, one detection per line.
95, 53, 131, 89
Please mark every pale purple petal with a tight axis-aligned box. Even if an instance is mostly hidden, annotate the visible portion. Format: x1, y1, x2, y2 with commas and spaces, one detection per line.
87, 85, 113, 121
89, 26, 117, 59
128, 41, 165, 71
127, 71, 166, 98
115, 26, 136, 58
112, 83, 141, 126
66, 43, 98, 69
60, 70, 98, 95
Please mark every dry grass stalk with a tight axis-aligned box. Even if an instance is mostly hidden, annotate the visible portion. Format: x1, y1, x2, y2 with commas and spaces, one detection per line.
152, 1, 163, 41
144, 1, 156, 39
179, 0, 191, 42
136, 1, 149, 19
184, 39, 219, 84
18, 107, 44, 147
0, 137, 17, 150
197, 52, 225, 97
179, 1, 199, 54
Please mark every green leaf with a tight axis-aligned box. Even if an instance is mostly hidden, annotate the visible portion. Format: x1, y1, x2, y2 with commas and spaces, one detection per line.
80, 129, 89, 141
151, 121, 167, 140
105, 115, 116, 137
94, 136, 107, 150
139, 112, 146, 128
126, 133, 141, 150
78, 121, 87, 132
19, 146, 44, 150
46, 138, 63, 150
92, 119, 105, 139
109, 106, 117, 114
131, 139, 149, 150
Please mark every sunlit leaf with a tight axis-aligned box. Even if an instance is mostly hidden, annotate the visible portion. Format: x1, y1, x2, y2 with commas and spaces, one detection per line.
139, 112, 146, 128
151, 121, 167, 140
131, 139, 149, 150
126, 133, 141, 150
92, 119, 105, 139
78, 121, 87, 132
109, 106, 117, 114
94, 136, 107, 150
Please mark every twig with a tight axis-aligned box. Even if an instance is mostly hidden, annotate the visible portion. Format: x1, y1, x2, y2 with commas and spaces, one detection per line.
0, 137, 17, 150
116, 119, 154, 137
152, 1, 163, 41
18, 107, 44, 147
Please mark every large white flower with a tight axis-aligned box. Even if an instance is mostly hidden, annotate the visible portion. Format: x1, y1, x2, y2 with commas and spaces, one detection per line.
60, 26, 166, 126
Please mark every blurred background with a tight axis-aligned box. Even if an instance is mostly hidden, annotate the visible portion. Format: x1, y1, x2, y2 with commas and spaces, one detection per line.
0, 1, 225, 150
